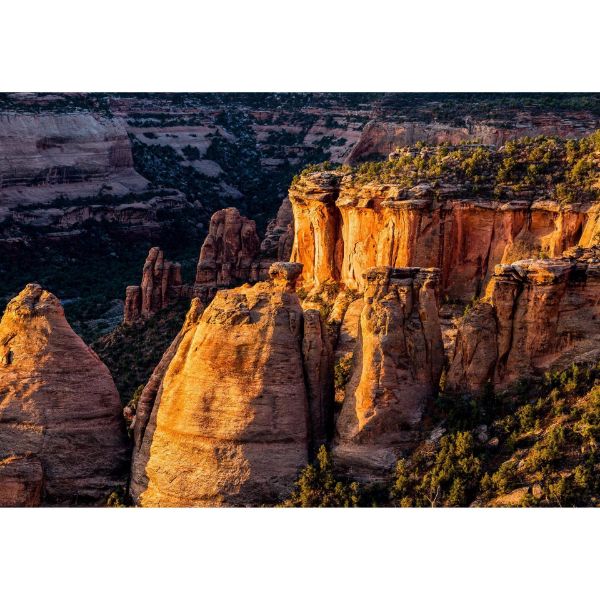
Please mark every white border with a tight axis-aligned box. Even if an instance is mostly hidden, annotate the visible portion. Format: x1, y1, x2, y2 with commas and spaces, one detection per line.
1, 1, 599, 597
2, 0, 599, 91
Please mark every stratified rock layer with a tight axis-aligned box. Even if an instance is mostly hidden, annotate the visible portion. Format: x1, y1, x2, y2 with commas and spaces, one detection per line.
124, 247, 183, 323
333, 267, 444, 480
290, 171, 598, 301
131, 262, 329, 507
0, 112, 147, 205
447, 247, 600, 392
0, 284, 128, 505
195, 207, 260, 287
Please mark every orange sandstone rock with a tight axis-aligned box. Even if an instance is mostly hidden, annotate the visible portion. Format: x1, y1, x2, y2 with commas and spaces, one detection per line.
0, 284, 128, 505
131, 262, 320, 507
195, 207, 260, 287
333, 267, 444, 480
289, 171, 595, 301
447, 248, 600, 392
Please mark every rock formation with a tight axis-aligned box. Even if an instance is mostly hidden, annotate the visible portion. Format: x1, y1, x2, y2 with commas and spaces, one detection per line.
195, 207, 261, 287
447, 247, 600, 393
0, 284, 128, 506
124, 247, 183, 323
290, 170, 597, 301
333, 267, 444, 480
131, 262, 335, 507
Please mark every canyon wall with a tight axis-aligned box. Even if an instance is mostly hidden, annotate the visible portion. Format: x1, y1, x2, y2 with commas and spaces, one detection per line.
0, 112, 148, 206
290, 171, 598, 300
346, 115, 599, 164
0, 284, 128, 506
447, 247, 600, 393
333, 267, 444, 480
131, 262, 334, 507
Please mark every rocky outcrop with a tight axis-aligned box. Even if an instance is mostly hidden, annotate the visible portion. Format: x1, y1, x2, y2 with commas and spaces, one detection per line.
131, 262, 335, 507
290, 171, 595, 301
195, 207, 260, 287
333, 267, 444, 481
0, 284, 128, 505
447, 247, 600, 393
124, 247, 183, 323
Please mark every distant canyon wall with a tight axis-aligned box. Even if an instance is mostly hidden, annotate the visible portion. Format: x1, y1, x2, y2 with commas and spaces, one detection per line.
346, 114, 600, 163
0, 112, 148, 206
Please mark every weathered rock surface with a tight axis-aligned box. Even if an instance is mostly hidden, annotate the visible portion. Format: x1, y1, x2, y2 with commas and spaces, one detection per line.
333, 267, 444, 480
195, 207, 261, 287
290, 171, 596, 300
0, 455, 43, 507
447, 247, 600, 392
131, 262, 332, 507
0, 284, 128, 505
124, 247, 183, 323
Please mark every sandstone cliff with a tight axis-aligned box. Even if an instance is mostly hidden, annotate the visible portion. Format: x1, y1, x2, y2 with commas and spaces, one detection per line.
124, 247, 183, 323
0, 284, 128, 506
131, 262, 334, 507
290, 166, 598, 301
447, 247, 600, 393
333, 267, 444, 480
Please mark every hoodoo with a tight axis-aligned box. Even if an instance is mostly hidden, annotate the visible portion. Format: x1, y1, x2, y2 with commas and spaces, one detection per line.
124, 246, 183, 323
195, 207, 261, 287
131, 262, 334, 506
0, 284, 128, 506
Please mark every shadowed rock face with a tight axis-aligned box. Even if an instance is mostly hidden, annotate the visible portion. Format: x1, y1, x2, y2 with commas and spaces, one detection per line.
0, 284, 129, 506
260, 196, 294, 262
333, 267, 444, 481
289, 171, 598, 301
195, 207, 261, 287
131, 262, 334, 507
447, 247, 600, 393
124, 247, 183, 323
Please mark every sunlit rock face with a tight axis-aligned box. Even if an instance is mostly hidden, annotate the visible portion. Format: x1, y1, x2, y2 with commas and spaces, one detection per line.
289, 171, 595, 301
0, 284, 129, 506
447, 247, 600, 393
131, 262, 335, 507
332, 266, 444, 481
